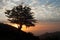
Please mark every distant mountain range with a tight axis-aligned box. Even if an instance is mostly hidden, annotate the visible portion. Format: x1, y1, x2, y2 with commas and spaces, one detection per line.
39, 31, 60, 40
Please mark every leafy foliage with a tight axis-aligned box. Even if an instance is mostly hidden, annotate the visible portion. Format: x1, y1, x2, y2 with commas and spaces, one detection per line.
5, 4, 36, 29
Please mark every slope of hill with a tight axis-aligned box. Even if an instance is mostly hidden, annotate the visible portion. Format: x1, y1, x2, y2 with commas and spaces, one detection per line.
0, 23, 40, 40
39, 32, 60, 40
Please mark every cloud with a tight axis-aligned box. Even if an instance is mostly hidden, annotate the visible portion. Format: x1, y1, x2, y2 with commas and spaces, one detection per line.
0, 0, 60, 22
30, 0, 60, 22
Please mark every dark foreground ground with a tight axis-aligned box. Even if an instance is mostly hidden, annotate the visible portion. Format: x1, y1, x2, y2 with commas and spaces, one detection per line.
0, 23, 39, 40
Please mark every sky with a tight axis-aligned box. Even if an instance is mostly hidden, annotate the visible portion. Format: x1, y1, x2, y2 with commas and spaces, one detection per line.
0, 0, 60, 36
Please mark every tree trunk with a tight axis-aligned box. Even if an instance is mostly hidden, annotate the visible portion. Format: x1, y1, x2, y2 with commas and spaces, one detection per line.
18, 24, 22, 31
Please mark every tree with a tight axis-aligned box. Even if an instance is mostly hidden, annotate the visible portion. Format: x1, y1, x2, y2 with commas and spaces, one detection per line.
5, 4, 36, 30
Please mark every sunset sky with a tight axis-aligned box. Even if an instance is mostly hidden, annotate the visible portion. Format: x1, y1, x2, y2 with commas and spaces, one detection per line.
0, 0, 60, 36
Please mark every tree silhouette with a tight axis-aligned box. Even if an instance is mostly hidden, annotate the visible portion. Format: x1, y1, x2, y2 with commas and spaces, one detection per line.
5, 4, 36, 30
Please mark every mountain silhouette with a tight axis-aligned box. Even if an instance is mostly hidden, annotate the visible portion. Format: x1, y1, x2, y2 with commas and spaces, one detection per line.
39, 31, 60, 40
0, 23, 40, 40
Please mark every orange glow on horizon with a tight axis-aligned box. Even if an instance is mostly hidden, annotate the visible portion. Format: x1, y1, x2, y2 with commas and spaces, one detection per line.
21, 25, 27, 31
12, 24, 18, 28
8, 22, 60, 36
12, 24, 27, 31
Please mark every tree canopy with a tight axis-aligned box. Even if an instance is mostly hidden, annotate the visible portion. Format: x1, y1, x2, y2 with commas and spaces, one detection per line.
5, 4, 36, 30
